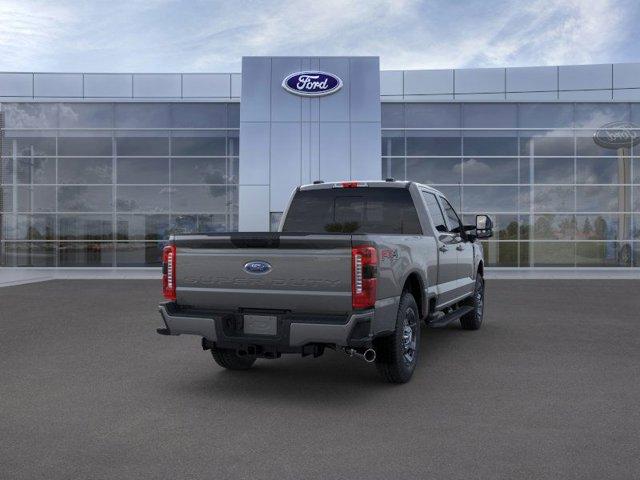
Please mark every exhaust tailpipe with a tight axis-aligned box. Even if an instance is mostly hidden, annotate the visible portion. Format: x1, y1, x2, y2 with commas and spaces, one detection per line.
343, 347, 376, 363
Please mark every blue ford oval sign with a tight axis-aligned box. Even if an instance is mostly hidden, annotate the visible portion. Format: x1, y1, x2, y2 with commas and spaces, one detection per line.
244, 260, 272, 275
282, 71, 343, 97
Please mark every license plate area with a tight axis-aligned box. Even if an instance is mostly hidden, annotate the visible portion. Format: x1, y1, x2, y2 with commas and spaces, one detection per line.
243, 314, 278, 336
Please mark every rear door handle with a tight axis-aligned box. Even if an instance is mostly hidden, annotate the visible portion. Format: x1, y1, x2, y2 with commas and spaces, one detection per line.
439, 245, 448, 252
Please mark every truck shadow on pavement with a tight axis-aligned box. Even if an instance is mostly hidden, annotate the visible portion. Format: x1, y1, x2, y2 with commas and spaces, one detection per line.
167, 324, 474, 406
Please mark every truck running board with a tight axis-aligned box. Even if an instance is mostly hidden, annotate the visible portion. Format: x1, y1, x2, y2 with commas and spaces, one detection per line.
427, 305, 474, 328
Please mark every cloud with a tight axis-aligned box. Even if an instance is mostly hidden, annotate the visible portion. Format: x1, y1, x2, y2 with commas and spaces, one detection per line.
0, 0, 636, 72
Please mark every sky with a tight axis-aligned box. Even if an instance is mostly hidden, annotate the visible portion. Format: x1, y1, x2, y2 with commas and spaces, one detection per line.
0, 0, 638, 73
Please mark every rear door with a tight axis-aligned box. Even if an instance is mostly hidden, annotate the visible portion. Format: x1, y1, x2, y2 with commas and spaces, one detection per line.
421, 190, 459, 305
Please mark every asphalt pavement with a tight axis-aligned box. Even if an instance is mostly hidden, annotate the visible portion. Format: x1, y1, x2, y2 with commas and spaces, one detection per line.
1, 279, 639, 479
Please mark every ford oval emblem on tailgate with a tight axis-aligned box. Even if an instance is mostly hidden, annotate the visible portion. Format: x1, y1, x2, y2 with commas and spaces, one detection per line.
244, 260, 272, 275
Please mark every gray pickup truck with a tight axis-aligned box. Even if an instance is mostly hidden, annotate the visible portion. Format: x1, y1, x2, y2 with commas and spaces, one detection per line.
157, 180, 493, 383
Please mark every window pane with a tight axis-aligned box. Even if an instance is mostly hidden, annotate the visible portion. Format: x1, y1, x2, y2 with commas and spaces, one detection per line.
381, 103, 404, 128
576, 214, 630, 240
574, 103, 630, 128
227, 130, 239, 157
518, 104, 573, 129
115, 242, 163, 267
58, 186, 113, 212
228, 103, 240, 127
406, 131, 461, 156
170, 103, 227, 128
58, 103, 113, 128
407, 158, 461, 184
116, 186, 170, 212
58, 158, 112, 184
116, 214, 170, 240
576, 157, 629, 184
16, 157, 56, 184
479, 241, 518, 267
633, 158, 640, 183
1, 186, 12, 211
533, 186, 575, 212
577, 186, 631, 212
114, 104, 170, 128
1, 158, 12, 183
17, 186, 56, 212
534, 158, 574, 184
59, 214, 113, 240
462, 157, 517, 184
519, 134, 574, 156
3, 136, 56, 156
116, 158, 169, 184
576, 242, 632, 267
1, 242, 56, 267
462, 186, 518, 212
270, 212, 282, 232
463, 214, 519, 240
463, 104, 516, 128
171, 158, 227, 184
532, 242, 575, 266
171, 186, 228, 212
576, 134, 629, 156
406, 104, 460, 128
58, 242, 114, 267
2, 103, 58, 128
116, 136, 168, 156
381, 158, 405, 180
171, 134, 226, 156
58, 137, 113, 156
533, 214, 576, 240
463, 135, 518, 156
170, 214, 228, 234
15, 214, 55, 240
381, 130, 404, 156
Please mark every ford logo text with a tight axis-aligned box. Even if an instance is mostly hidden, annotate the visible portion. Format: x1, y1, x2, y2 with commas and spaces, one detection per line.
282, 71, 343, 97
593, 121, 640, 149
243, 260, 272, 275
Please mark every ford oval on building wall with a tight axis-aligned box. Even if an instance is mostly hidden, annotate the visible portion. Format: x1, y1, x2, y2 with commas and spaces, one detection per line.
282, 71, 343, 97
593, 121, 640, 149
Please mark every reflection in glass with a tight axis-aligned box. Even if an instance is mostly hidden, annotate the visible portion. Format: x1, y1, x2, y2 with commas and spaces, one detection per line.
518, 104, 573, 129
58, 158, 112, 184
576, 157, 629, 184
381, 103, 404, 128
58, 242, 114, 267
17, 186, 56, 212
116, 186, 171, 213
3, 136, 56, 156
479, 241, 518, 267
462, 157, 517, 184
170, 103, 227, 128
270, 212, 283, 232
59, 214, 113, 240
58, 137, 113, 156
575, 214, 630, 241
574, 103, 630, 128
463, 135, 518, 156
116, 158, 169, 184
170, 214, 228, 234
114, 104, 170, 128
171, 158, 227, 184
463, 104, 516, 128
463, 214, 518, 240
406, 104, 460, 128
534, 186, 574, 212
407, 158, 461, 184
2, 103, 58, 128
533, 214, 576, 240
116, 136, 169, 156
534, 158, 574, 184
406, 131, 461, 156
1, 242, 56, 267
16, 157, 56, 184
117, 214, 170, 240
576, 242, 632, 267
171, 186, 228, 212
532, 242, 575, 267
115, 242, 163, 267
381, 131, 404, 156
58, 103, 113, 128
462, 186, 518, 212
519, 134, 573, 156
171, 134, 226, 156
576, 186, 630, 212
58, 186, 113, 212
381, 158, 405, 181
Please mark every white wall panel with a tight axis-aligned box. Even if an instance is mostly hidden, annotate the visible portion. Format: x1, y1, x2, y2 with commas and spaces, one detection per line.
455, 68, 504, 94
0, 73, 32, 97
133, 74, 181, 97
559, 64, 611, 91
239, 122, 270, 184
319, 57, 350, 122
404, 69, 453, 95
85, 74, 132, 97
270, 122, 301, 210
34, 74, 82, 97
380, 71, 403, 96
183, 74, 230, 97
506, 66, 556, 92
239, 185, 270, 231
613, 63, 640, 89
319, 122, 350, 181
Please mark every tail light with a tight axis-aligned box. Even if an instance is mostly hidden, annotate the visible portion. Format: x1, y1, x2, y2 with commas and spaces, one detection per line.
352, 246, 377, 309
162, 244, 176, 301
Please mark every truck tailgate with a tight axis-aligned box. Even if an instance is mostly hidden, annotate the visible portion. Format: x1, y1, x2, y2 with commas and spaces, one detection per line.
173, 234, 353, 314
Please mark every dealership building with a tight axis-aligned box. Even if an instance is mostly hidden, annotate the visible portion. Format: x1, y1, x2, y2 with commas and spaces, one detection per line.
0, 57, 639, 270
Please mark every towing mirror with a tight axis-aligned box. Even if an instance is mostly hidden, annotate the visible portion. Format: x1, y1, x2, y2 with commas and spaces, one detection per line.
475, 215, 493, 239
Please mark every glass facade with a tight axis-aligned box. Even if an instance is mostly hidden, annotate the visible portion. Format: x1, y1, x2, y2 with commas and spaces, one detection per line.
1, 100, 638, 269
0, 102, 239, 267
382, 103, 639, 268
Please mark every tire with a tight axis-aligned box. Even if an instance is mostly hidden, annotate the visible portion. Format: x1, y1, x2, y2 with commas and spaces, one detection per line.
460, 275, 484, 330
374, 291, 421, 384
210, 347, 256, 371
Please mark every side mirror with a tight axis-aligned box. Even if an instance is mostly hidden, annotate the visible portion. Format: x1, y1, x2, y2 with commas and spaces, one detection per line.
475, 214, 493, 239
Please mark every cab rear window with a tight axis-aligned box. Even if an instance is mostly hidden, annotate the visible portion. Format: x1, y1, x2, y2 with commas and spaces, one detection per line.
282, 187, 422, 234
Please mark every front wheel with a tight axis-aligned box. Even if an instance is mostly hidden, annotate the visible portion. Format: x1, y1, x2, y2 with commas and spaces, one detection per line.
460, 275, 484, 330
374, 291, 421, 384
210, 347, 256, 370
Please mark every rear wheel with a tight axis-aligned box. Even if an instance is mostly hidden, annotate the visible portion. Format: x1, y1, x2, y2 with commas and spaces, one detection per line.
210, 347, 256, 370
460, 275, 484, 330
374, 291, 420, 384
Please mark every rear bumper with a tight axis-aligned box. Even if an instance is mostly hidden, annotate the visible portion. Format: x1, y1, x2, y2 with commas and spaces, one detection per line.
157, 301, 375, 350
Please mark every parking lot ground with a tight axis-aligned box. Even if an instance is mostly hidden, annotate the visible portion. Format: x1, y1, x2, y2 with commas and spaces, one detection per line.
1, 279, 639, 480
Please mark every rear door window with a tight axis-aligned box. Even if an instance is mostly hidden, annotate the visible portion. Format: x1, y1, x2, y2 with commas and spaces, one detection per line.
282, 187, 422, 234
